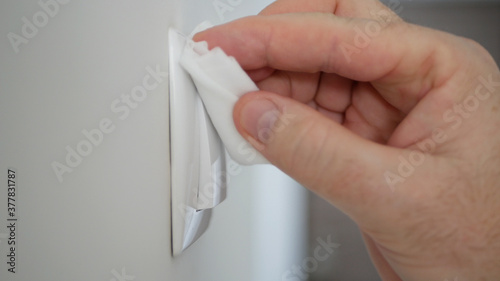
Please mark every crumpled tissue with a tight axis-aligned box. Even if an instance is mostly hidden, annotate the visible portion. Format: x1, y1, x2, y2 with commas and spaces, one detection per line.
180, 22, 269, 165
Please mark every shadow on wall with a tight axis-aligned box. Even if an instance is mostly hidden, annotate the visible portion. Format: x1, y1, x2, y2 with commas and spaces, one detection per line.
308, 1, 500, 281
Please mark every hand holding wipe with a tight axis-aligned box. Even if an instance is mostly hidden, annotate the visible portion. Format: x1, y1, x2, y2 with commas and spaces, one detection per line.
180, 23, 269, 165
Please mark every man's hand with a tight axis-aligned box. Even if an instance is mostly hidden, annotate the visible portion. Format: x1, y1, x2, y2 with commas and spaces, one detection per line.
194, 0, 500, 280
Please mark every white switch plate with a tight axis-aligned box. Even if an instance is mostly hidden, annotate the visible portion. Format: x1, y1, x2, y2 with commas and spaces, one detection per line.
169, 28, 227, 256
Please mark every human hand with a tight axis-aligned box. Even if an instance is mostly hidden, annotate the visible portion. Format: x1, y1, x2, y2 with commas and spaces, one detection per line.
194, 0, 500, 280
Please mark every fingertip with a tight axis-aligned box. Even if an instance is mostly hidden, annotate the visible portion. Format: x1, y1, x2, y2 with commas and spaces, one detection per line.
191, 31, 205, 42
189, 16, 270, 70
192, 28, 216, 46
191, 23, 231, 48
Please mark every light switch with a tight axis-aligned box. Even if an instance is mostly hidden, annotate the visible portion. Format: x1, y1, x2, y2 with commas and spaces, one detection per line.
196, 97, 227, 210
169, 28, 227, 256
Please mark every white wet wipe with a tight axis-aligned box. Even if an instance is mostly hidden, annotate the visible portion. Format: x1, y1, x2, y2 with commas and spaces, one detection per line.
180, 22, 269, 165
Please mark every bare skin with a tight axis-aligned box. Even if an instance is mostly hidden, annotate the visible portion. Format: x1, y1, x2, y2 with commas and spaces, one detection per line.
194, 0, 500, 280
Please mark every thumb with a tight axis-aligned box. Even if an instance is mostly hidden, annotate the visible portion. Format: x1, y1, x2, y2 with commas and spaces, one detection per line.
234, 91, 406, 215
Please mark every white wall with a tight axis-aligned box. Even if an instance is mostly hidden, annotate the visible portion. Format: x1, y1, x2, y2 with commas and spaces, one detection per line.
0, 1, 308, 281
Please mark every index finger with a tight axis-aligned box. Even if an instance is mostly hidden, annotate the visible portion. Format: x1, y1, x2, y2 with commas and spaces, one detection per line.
193, 12, 441, 83
259, 0, 396, 19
